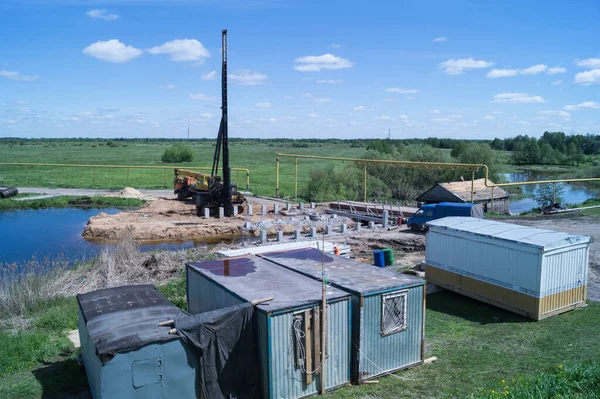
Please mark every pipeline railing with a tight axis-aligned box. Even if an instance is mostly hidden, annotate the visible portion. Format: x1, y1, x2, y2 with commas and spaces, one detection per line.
275, 153, 600, 211
0, 162, 251, 190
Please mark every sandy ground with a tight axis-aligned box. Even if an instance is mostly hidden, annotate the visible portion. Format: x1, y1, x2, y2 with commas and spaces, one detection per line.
82, 196, 355, 241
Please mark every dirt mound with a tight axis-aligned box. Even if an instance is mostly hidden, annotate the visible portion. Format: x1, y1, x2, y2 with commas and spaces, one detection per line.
109, 187, 147, 199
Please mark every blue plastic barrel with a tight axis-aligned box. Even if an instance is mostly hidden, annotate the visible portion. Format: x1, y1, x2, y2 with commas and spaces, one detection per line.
373, 250, 385, 267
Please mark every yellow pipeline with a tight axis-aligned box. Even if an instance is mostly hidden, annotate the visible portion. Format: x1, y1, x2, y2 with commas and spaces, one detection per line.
0, 162, 251, 190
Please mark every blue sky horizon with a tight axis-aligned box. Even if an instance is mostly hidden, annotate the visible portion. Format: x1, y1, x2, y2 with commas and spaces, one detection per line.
1, 0, 600, 140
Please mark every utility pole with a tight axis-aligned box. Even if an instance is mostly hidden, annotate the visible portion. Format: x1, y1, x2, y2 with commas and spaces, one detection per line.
388, 128, 391, 142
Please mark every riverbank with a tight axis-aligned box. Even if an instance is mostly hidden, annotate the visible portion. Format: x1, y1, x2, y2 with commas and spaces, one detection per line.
0, 195, 146, 211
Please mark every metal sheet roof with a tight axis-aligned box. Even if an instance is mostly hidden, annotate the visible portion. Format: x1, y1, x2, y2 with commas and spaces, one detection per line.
187, 255, 349, 312
427, 217, 591, 250
259, 248, 424, 296
417, 178, 510, 203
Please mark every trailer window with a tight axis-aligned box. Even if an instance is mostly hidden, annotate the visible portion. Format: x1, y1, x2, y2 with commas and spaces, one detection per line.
381, 291, 408, 336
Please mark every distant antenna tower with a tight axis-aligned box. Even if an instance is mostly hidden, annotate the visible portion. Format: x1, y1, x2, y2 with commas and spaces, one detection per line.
187, 126, 190, 140
388, 128, 391, 141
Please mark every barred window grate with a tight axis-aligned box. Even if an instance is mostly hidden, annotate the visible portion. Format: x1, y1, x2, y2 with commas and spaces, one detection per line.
381, 291, 408, 336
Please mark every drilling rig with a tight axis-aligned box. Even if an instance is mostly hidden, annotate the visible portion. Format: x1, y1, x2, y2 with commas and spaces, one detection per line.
173, 30, 245, 217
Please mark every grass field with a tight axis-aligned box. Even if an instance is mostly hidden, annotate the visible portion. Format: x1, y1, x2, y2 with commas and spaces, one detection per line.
0, 140, 368, 197
0, 195, 145, 211
1, 288, 598, 398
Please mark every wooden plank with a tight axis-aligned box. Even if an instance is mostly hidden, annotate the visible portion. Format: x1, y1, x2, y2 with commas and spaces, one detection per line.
304, 310, 313, 384
312, 307, 321, 376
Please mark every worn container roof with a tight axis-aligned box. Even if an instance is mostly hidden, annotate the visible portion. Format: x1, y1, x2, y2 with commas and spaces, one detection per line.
77, 285, 179, 364
187, 255, 349, 313
427, 217, 591, 251
417, 178, 510, 203
259, 248, 424, 296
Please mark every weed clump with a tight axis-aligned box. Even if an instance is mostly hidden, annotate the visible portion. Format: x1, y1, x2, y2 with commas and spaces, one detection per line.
161, 144, 195, 163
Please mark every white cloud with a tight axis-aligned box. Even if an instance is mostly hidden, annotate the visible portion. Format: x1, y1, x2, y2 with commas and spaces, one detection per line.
385, 88, 419, 94
520, 64, 547, 75
0, 70, 39, 81
400, 114, 408, 119
283, 95, 294, 99
431, 109, 440, 114
432, 37, 447, 43
574, 69, 600, 85
160, 84, 176, 89
316, 79, 343, 84
353, 105, 371, 111
539, 110, 570, 119
201, 70, 216, 80
294, 54, 354, 72
484, 115, 495, 120
551, 80, 563, 86
492, 110, 503, 114
302, 92, 313, 98
518, 121, 530, 125
229, 70, 268, 86
563, 101, 600, 111
439, 58, 495, 75
492, 93, 546, 103
201, 113, 213, 118
487, 68, 519, 78
374, 115, 394, 121
313, 97, 332, 103
83, 39, 142, 63
575, 58, 600, 68
449, 114, 463, 119
307, 113, 319, 118
147, 39, 210, 62
547, 66, 567, 74
331, 44, 341, 48
188, 93, 217, 100
432, 117, 452, 122
256, 102, 272, 108
86, 9, 120, 21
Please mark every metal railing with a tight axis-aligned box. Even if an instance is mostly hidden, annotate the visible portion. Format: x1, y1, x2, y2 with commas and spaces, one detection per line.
275, 153, 600, 211
0, 162, 251, 190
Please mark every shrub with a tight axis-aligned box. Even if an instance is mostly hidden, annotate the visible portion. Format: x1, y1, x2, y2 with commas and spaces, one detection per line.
534, 183, 565, 207
161, 144, 195, 163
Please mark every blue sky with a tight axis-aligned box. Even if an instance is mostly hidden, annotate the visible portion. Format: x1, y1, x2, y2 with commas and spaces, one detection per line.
1, 0, 600, 140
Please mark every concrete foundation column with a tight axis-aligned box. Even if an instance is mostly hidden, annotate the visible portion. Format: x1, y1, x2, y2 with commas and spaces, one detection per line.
310, 202, 315, 209
382, 210, 389, 228
247, 204, 253, 216
245, 221, 252, 229
294, 229, 302, 239
218, 207, 224, 219
260, 230, 267, 244
368, 221, 375, 229
299, 203, 305, 210
204, 208, 210, 218
277, 231, 284, 242
261, 205, 267, 216
341, 224, 347, 234
274, 204, 279, 214
233, 206, 238, 216
310, 227, 317, 237
325, 225, 332, 235
356, 222, 361, 231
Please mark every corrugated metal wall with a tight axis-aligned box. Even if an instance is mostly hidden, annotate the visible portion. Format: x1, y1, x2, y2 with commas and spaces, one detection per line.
426, 230, 541, 295
541, 245, 589, 295
358, 286, 424, 380
266, 299, 350, 399
187, 267, 245, 314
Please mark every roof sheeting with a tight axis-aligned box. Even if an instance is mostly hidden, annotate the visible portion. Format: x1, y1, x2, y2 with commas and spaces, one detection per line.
416, 178, 509, 203
427, 217, 591, 251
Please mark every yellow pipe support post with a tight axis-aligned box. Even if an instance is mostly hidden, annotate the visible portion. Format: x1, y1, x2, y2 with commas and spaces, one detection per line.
26, 166, 29, 184
553, 182, 556, 204
94, 167, 96, 186
59, 169, 62, 185
294, 157, 298, 199
236, 170, 239, 187
246, 171, 250, 191
275, 156, 280, 196
471, 170, 475, 203
364, 166, 367, 203
491, 186, 495, 212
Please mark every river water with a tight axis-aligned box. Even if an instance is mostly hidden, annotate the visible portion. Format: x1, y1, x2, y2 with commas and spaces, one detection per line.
0, 207, 233, 268
504, 171, 600, 214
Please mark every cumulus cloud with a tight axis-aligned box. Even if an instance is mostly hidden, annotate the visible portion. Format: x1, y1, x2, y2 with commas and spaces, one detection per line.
307, 113, 319, 118
563, 102, 600, 111
82, 40, 142, 63
574, 69, 600, 85
294, 54, 354, 72
520, 64, 547, 75
385, 88, 419, 94
374, 115, 394, 121
431, 109, 441, 114
0, 70, 39, 81
432, 37, 447, 43
353, 105, 371, 111
256, 102, 271, 108
492, 92, 546, 103
331, 44, 341, 48
484, 115, 495, 120
551, 80, 563, 85
316, 79, 343, 84
400, 114, 408, 119
487, 69, 519, 78
575, 58, 600, 68
229, 70, 268, 86
547, 66, 567, 74
201, 70, 216, 80
439, 58, 495, 75
539, 110, 570, 118
147, 39, 210, 62
86, 9, 120, 21
188, 93, 217, 100
160, 84, 176, 89
201, 113, 213, 118
518, 121, 530, 125
313, 97, 332, 103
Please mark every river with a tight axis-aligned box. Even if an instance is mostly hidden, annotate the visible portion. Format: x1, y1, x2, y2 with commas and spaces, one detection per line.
504, 170, 600, 214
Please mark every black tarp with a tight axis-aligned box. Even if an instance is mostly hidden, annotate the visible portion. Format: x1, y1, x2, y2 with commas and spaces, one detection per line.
175, 303, 259, 399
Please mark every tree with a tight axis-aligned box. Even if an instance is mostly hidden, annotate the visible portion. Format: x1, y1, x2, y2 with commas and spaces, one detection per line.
534, 183, 565, 208
490, 138, 504, 151
456, 143, 500, 179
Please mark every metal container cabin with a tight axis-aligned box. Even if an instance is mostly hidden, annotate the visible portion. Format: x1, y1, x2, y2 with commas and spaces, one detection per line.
258, 248, 425, 383
77, 285, 199, 399
425, 217, 592, 320
186, 255, 352, 399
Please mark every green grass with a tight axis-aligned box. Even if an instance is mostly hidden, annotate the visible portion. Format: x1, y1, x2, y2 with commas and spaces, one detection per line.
0, 195, 145, 211
0, 140, 368, 197
325, 292, 600, 399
